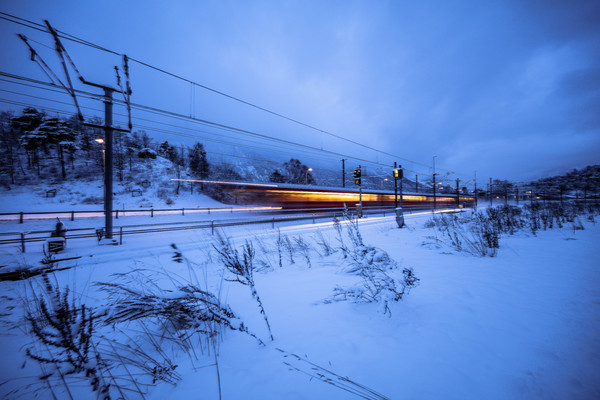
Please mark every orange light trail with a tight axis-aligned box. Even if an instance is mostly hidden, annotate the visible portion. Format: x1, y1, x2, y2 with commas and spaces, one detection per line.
171, 179, 278, 187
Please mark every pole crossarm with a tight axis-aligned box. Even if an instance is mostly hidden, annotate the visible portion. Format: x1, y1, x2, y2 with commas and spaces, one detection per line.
82, 122, 131, 133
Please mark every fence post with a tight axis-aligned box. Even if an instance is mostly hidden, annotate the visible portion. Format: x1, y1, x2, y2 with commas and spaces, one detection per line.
313, 214, 315, 224
119, 226, 123, 245
208, 208, 210, 215
182, 208, 185, 216
151, 208, 154, 218
116, 209, 119, 219
272, 218, 275, 229
71, 211, 75, 221
19, 212, 23, 224
21, 232, 25, 253
211, 221, 214, 235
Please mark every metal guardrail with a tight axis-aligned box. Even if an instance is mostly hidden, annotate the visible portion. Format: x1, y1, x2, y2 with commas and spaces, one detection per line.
0, 202, 456, 224
0, 204, 461, 253
0, 206, 284, 223
0, 205, 434, 252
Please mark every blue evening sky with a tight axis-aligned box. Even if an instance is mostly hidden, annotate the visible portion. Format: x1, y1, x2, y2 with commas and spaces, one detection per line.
1, 0, 598, 182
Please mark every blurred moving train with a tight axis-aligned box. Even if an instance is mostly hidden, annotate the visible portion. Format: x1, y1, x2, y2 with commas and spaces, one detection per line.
194, 180, 476, 211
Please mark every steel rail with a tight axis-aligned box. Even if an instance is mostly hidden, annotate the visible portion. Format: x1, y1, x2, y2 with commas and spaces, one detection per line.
0, 206, 422, 250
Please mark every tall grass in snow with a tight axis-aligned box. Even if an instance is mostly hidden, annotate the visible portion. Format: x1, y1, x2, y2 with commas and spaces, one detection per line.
426, 202, 600, 257
213, 233, 274, 341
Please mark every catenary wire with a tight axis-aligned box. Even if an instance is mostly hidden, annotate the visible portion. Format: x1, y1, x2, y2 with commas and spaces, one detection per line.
0, 12, 468, 177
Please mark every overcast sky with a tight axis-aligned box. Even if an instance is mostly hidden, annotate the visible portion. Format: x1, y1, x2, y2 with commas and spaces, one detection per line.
1, 0, 599, 183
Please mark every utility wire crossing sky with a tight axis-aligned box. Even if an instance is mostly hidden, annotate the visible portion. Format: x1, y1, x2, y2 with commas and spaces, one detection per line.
0, 0, 599, 182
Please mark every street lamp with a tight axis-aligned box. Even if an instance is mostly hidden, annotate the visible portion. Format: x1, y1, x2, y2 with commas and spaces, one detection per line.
305, 168, 313, 185
95, 138, 105, 173
381, 178, 388, 189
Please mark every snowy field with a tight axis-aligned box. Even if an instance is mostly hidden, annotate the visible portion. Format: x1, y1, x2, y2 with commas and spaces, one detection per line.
1, 208, 599, 399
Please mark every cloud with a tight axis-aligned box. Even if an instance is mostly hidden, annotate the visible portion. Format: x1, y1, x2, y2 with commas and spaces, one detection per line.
1, 0, 598, 181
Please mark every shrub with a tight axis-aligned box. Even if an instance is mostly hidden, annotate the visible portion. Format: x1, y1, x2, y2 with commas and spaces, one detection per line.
81, 195, 103, 204
427, 202, 595, 257
325, 208, 419, 316
137, 148, 156, 159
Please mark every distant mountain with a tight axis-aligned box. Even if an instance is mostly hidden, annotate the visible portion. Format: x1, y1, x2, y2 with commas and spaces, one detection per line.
528, 165, 600, 197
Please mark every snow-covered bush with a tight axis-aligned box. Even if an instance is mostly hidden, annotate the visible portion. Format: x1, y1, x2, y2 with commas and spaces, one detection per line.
137, 148, 157, 159
325, 210, 419, 316
81, 195, 103, 204
428, 202, 598, 256
427, 212, 499, 257
327, 265, 418, 316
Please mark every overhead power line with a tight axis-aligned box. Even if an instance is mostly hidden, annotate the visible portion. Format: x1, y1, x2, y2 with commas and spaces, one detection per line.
0, 12, 466, 177
0, 72, 434, 176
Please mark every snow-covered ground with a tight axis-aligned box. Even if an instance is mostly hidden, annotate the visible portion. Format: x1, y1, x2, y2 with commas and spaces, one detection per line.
0, 179, 227, 213
1, 208, 599, 399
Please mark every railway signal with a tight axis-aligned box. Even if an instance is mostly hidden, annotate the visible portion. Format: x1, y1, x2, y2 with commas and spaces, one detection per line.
393, 164, 404, 209
354, 166, 363, 217
393, 167, 403, 180
353, 168, 362, 186
394, 162, 404, 227
433, 172, 438, 210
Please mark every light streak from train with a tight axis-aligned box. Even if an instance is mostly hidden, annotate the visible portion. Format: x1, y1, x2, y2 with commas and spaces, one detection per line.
171, 178, 278, 187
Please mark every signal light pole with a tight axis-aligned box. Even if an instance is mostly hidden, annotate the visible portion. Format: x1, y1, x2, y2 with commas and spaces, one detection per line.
415, 174, 418, 193
474, 170, 477, 209
393, 162, 403, 209
394, 163, 405, 228
354, 166, 362, 217
456, 178, 460, 208
433, 156, 437, 212
394, 162, 398, 208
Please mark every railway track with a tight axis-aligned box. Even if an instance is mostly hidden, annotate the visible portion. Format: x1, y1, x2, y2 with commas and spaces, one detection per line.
0, 205, 444, 252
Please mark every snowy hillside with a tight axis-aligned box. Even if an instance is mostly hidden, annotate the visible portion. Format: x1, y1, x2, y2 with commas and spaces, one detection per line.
0, 158, 228, 213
